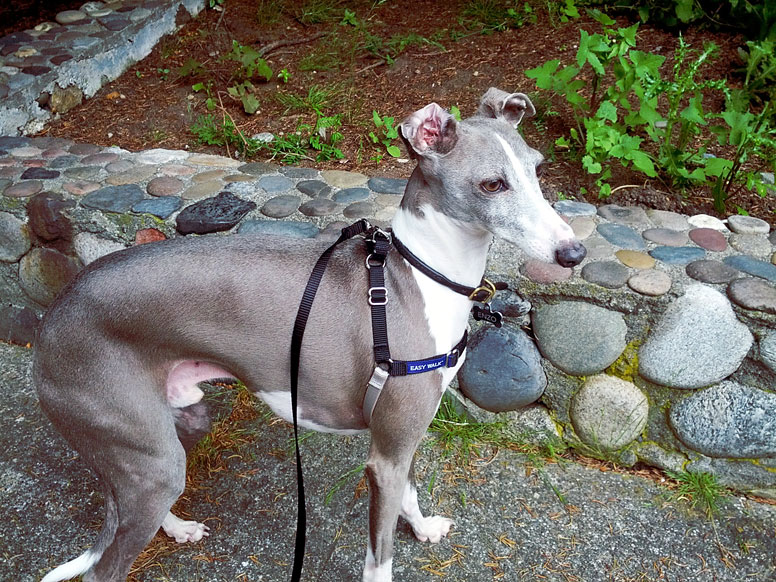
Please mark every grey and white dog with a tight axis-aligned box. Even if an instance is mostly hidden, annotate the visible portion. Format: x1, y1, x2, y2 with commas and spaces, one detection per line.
34, 88, 585, 582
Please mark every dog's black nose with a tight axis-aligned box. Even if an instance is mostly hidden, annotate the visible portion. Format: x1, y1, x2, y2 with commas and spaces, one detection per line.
556, 241, 586, 268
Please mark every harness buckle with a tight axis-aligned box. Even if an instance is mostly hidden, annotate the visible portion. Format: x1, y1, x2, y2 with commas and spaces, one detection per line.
468, 278, 497, 303
368, 286, 388, 306
446, 348, 460, 368
365, 226, 392, 245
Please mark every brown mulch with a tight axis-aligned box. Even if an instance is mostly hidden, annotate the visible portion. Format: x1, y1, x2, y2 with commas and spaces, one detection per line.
33, 0, 775, 222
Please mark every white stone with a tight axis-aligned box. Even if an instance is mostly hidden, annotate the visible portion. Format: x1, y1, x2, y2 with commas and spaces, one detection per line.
639, 284, 753, 389
571, 375, 648, 451
134, 148, 189, 165
727, 214, 770, 235
760, 331, 776, 372
687, 214, 729, 232
74, 232, 126, 265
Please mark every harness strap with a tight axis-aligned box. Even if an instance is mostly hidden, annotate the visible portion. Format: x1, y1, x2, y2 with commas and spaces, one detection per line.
288, 218, 371, 582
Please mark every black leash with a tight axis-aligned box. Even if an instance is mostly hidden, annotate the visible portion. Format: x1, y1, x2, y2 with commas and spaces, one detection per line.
288, 219, 371, 582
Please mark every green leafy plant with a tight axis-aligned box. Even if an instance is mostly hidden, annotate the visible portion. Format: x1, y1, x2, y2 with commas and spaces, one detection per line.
738, 39, 776, 105
546, 0, 580, 26
192, 80, 217, 111
178, 57, 206, 78
227, 81, 260, 115
225, 40, 273, 83
277, 68, 291, 83
302, 114, 345, 161
369, 111, 401, 158
276, 84, 335, 115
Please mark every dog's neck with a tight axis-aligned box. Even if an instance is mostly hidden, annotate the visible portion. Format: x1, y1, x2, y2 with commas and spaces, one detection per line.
391, 195, 492, 290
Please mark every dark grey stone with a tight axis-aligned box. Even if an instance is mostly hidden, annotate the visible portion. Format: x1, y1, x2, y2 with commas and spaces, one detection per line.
368, 177, 407, 195
280, 166, 319, 179
20, 167, 60, 180
0, 137, 28, 149
649, 246, 706, 265
296, 180, 331, 198
685, 260, 739, 284
532, 302, 626, 376
0, 305, 39, 345
176, 191, 257, 235
259, 175, 293, 193
132, 196, 183, 219
458, 325, 546, 412
69, 143, 101, 156
238, 219, 319, 238
239, 162, 279, 176
300, 199, 339, 217
670, 382, 776, 458
580, 260, 629, 289
343, 201, 375, 219
98, 15, 130, 30
333, 188, 370, 204
598, 204, 651, 227
554, 200, 597, 217
21, 65, 51, 76
260, 195, 301, 218
81, 184, 145, 213
724, 255, 776, 283
48, 155, 81, 169
597, 223, 646, 250
0, 211, 31, 262
727, 277, 776, 314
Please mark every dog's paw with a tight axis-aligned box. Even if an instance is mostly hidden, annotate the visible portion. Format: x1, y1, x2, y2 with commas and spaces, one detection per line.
161, 512, 210, 543
412, 516, 454, 543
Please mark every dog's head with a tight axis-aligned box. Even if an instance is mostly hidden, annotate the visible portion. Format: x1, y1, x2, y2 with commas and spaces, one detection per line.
399, 88, 585, 268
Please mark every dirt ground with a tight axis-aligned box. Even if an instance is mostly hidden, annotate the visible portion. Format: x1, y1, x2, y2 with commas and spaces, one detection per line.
33, 0, 774, 221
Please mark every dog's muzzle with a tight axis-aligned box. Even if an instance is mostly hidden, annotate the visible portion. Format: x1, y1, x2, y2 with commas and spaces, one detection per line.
555, 240, 587, 268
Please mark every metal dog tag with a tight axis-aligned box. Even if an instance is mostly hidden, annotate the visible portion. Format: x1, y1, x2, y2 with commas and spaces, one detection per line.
472, 304, 503, 327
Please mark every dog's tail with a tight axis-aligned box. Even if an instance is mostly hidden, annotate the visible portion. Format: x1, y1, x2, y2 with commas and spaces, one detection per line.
40, 486, 118, 582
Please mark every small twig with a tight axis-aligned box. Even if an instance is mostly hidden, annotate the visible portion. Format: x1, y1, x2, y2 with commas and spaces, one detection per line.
258, 32, 326, 57
609, 184, 645, 195
214, 6, 226, 32
355, 60, 385, 75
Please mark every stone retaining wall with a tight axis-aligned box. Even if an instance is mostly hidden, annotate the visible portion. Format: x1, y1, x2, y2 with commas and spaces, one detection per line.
1, 138, 775, 498
0, 0, 205, 135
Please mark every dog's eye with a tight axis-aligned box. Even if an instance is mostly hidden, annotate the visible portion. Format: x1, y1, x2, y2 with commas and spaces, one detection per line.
480, 179, 505, 193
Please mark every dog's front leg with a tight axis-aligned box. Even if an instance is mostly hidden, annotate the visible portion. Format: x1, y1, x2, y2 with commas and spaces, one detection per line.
362, 446, 409, 582
400, 457, 454, 543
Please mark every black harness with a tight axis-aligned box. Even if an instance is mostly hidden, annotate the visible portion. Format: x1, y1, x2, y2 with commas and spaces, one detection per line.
287, 219, 503, 581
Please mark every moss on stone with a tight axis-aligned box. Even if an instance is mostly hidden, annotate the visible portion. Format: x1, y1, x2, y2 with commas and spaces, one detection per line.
605, 339, 641, 383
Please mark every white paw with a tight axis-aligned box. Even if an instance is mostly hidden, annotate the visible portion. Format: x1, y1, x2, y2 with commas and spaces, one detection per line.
161, 512, 210, 543
412, 516, 454, 543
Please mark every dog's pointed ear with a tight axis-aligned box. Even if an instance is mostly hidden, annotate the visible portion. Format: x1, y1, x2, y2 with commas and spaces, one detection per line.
399, 103, 458, 157
477, 87, 536, 128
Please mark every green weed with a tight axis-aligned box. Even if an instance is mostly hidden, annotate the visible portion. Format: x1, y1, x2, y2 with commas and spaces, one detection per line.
368, 110, 401, 159
666, 470, 728, 518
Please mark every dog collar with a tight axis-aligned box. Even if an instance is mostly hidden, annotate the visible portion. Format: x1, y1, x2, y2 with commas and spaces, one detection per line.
391, 234, 499, 303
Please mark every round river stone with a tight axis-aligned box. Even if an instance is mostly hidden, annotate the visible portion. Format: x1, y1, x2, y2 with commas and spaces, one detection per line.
649, 246, 705, 265
581, 260, 629, 289
571, 374, 648, 451
727, 277, 776, 314
532, 301, 626, 376
642, 228, 688, 247
639, 284, 753, 389
685, 260, 739, 284
627, 270, 671, 296
458, 325, 546, 412
597, 223, 645, 250
688, 228, 727, 251
615, 250, 655, 269
521, 259, 572, 284
728, 214, 770, 235
261, 195, 301, 218
669, 381, 776, 458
